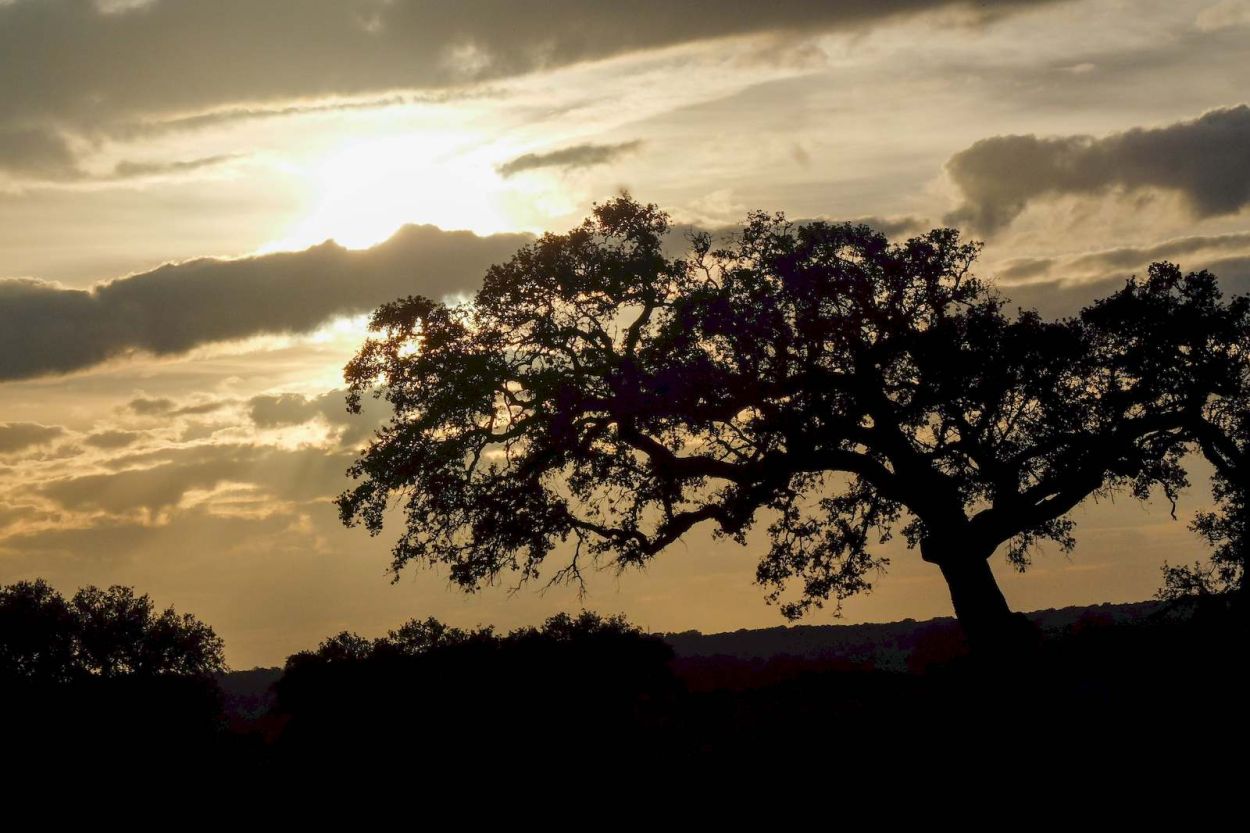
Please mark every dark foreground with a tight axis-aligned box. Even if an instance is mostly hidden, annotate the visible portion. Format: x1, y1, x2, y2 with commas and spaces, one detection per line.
3, 602, 1243, 782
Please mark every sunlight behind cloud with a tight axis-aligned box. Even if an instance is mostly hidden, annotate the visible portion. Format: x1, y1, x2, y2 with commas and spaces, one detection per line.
269, 133, 516, 250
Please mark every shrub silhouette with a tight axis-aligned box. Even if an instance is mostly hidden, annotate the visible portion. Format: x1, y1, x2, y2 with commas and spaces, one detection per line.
273, 611, 681, 761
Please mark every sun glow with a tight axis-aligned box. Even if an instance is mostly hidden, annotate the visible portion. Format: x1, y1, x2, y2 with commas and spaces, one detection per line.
270, 133, 517, 251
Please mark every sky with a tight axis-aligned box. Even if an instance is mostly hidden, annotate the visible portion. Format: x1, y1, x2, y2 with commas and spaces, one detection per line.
2, 0, 1248, 667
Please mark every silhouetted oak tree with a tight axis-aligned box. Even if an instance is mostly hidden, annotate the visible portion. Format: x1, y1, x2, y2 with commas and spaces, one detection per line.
339, 196, 1228, 654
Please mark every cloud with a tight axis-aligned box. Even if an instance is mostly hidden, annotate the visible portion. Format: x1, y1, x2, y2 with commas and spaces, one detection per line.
0, 422, 66, 454
0, 126, 82, 180
127, 398, 176, 416
109, 154, 241, 179
0, 1, 1063, 132
993, 231, 1250, 283
842, 215, 932, 239
83, 430, 143, 450
999, 262, 1250, 320
249, 389, 391, 448
1195, 1, 1250, 32
990, 232, 1250, 317
0, 122, 240, 183
39, 449, 252, 515
37, 442, 355, 516
109, 96, 418, 139
248, 394, 327, 429
1061, 232, 1250, 275
0, 210, 989, 385
174, 400, 235, 417
498, 141, 643, 177
945, 105, 1250, 233
0, 224, 533, 381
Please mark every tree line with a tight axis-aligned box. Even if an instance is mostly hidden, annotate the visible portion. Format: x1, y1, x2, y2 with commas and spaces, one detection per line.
2, 581, 1242, 768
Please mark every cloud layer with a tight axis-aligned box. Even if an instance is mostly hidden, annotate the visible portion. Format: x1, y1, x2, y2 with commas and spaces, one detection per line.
0, 123, 242, 183
0, 0, 1059, 133
0, 225, 532, 381
946, 105, 1250, 233
0, 211, 944, 383
991, 232, 1250, 317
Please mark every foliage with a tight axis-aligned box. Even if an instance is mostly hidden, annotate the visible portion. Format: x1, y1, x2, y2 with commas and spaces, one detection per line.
272, 611, 679, 758
0, 578, 226, 683
284, 610, 644, 668
0, 578, 78, 683
338, 195, 1240, 647
1080, 263, 1250, 604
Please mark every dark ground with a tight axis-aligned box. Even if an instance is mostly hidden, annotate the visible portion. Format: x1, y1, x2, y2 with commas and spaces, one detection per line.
5, 599, 1243, 787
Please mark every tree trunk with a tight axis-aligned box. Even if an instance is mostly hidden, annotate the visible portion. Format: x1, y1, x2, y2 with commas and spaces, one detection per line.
1237, 498, 1249, 613
935, 554, 1038, 659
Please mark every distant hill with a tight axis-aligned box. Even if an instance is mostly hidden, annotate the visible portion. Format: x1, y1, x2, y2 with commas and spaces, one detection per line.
218, 600, 1167, 716
662, 600, 1165, 674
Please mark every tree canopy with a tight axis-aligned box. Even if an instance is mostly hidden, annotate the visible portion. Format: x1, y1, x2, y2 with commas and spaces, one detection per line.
1081, 264, 1250, 607
273, 611, 678, 759
339, 195, 1245, 652
0, 579, 226, 683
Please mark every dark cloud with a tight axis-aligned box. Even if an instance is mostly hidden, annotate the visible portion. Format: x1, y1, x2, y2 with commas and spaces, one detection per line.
1197, 254, 1250, 290
1063, 232, 1250, 274
173, 400, 235, 417
0, 126, 82, 180
127, 398, 176, 416
922, 22, 1250, 119
992, 236, 1250, 318
0, 124, 239, 183
109, 154, 240, 179
946, 105, 1250, 233
0, 502, 53, 532
993, 232, 1250, 286
0, 1, 1063, 131
249, 394, 328, 429
1000, 265, 1250, 319
0, 423, 66, 454
38, 443, 356, 515
109, 96, 416, 139
0, 210, 967, 385
0, 507, 298, 565
498, 141, 643, 177
250, 389, 391, 448
125, 397, 232, 417
842, 215, 932, 239
83, 430, 143, 450
0, 224, 532, 381
40, 449, 252, 515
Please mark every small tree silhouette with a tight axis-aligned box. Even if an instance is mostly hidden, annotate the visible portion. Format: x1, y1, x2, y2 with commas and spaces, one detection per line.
0, 579, 225, 682
338, 195, 1239, 655
1, 579, 227, 753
